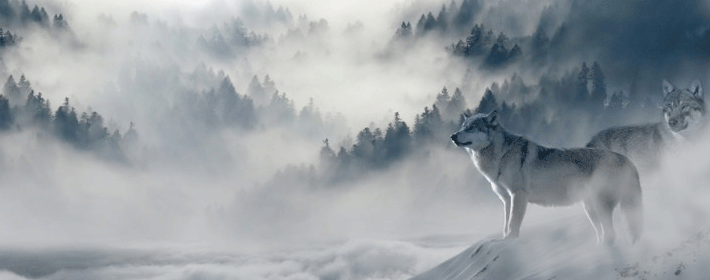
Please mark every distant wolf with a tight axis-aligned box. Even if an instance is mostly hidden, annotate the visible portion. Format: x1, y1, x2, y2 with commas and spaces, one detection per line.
451, 110, 643, 244
587, 80, 705, 168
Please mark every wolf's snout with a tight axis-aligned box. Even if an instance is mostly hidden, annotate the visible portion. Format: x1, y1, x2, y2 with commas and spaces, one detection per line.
451, 134, 458, 143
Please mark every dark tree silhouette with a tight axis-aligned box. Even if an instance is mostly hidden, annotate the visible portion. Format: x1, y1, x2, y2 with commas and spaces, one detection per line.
590, 61, 607, 111
0, 28, 20, 48
23, 90, 51, 127
574, 62, 590, 106
395, 22, 412, 38
474, 88, 498, 114
0, 94, 12, 130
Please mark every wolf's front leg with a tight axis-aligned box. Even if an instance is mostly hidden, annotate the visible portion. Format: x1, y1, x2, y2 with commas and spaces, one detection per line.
505, 192, 528, 239
503, 197, 511, 236
494, 184, 512, 237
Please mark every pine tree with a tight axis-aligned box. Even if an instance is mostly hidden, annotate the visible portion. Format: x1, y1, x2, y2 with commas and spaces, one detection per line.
424, 12, 437, 31
395, 22, 412, 38
30, 5, 47, 26
2, 75, 19, 99
262, 74, 276, 96
415, 14, 427, 36
485, 33, 510, 67
464, 24, 484, 56
0, 94, 13, 130
435, 87, 450, 111
123, 121, 138, 147
394, 113, 412, 156
9, 74, 31, 107
508, 44, 522, 60
383, 112, 412, 163
475, 88, 498, 114
608, 90, 626, 109
574, 62, 590, 105
53, 97, 80, 143
53, 14, 69, 30
353, 127, 375, 162
453, 0, 481, 32
590, 61, 607, 111
436, 4, 448, 31
448, 88, 466, 117
247, 75, 266, 104
24, 90, 51, 127
19, 0, 30, 23
319, 138, 336, 164
0, 0, 16, 25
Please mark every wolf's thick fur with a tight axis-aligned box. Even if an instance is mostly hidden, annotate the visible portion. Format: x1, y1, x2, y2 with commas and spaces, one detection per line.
587, 80, 705, 168
452, 111, 643, 244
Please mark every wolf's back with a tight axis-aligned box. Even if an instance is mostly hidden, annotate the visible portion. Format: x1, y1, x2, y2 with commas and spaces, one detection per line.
586, 123, 664, 164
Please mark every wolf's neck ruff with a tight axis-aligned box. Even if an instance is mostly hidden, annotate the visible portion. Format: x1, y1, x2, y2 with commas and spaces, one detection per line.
467, 129, 522, 182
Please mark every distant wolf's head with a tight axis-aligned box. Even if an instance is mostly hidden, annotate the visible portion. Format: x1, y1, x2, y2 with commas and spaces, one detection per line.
451, 110, 499, 150
662, 80, 705, 132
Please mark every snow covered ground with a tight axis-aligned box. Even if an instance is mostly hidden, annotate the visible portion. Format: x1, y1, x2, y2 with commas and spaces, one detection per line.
410, 223, 710, 280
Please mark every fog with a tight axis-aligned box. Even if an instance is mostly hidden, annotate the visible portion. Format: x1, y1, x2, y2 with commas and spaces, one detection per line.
1, 0, 710, 279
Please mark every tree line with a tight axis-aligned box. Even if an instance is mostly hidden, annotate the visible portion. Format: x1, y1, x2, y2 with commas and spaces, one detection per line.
395, 0, 484, 38
1, 74, 136, 161
447, 24, 522, 68
0, 0, 70, 31
472, 61, 656, 146
267, 87, 468, 187
0, 27, 19, 48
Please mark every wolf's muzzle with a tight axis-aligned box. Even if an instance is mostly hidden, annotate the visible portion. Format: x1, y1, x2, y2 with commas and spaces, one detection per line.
451, 134, 470, 147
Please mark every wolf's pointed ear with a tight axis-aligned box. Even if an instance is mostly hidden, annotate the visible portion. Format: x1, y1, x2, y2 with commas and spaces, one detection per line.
662, 80, 675, 98
690, 80, 703, 99
487, 110, 499, 125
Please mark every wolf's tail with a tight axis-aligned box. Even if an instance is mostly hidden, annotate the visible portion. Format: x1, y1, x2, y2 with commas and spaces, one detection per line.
621, 166, 643, 244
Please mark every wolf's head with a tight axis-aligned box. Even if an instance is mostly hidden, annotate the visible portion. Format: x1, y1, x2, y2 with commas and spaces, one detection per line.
662, 80, 706, 132
451, 110, 499, 150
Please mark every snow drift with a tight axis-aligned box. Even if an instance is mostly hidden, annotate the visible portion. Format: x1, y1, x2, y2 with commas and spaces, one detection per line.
410, 221, 710, 280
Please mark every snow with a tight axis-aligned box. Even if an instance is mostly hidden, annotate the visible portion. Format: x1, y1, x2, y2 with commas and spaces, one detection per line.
410, 223, 710, 280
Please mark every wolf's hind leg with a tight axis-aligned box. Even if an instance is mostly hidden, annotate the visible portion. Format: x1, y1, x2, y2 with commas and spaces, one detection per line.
598, 197, 617, 244
583, 200, 603, 243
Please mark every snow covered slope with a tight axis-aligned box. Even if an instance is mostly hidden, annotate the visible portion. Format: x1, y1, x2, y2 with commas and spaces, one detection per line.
410, 220, 710, 280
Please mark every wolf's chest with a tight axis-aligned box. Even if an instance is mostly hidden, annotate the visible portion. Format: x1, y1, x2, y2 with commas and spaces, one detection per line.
471, 153, 500, 182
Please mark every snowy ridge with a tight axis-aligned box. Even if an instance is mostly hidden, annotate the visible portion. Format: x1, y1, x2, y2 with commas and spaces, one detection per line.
410, 218, 710, 280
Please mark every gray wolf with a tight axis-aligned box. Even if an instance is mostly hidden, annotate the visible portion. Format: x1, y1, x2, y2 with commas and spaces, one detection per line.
587, 80, 705, 168
451, 110, 643, 244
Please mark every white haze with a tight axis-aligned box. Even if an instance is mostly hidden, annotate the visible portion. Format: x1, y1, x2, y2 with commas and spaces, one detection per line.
0, 0, 481, 255
0, 0, 709, 279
